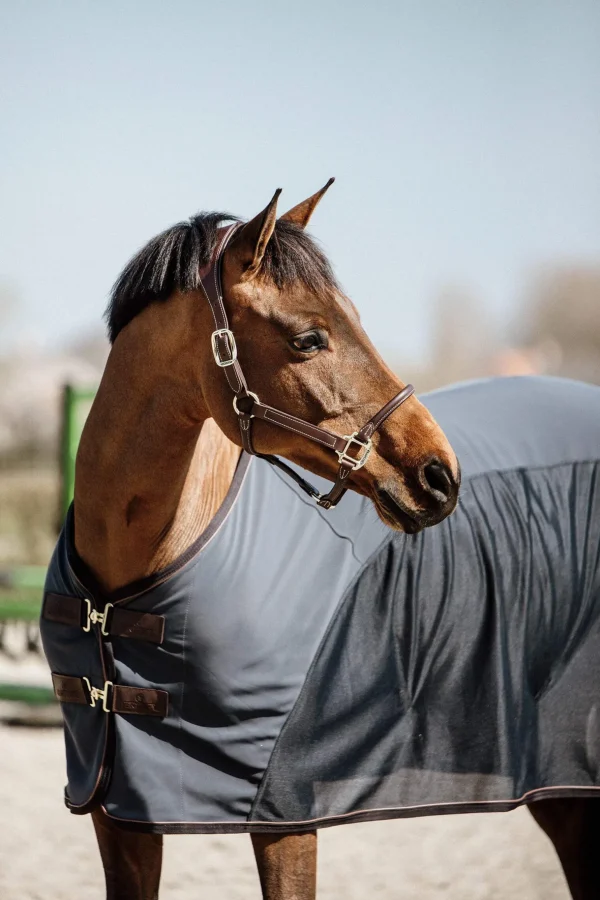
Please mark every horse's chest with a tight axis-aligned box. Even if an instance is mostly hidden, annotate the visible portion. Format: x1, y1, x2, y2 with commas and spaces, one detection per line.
40, 458, 389, 822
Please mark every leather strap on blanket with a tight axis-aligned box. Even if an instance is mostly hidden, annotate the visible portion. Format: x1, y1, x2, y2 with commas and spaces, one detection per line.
52, 673, 168, 717
43, 593, 165, 644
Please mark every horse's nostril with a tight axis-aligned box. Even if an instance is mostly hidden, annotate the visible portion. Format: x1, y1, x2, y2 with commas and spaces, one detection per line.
422, 460, 453, 502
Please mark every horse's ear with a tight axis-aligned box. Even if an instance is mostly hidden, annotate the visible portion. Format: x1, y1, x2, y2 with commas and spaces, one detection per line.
230, 188, 282, 280
279, 178, 335, 230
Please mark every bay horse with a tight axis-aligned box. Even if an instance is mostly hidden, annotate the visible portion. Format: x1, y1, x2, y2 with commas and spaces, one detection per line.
41, 182, 600, 899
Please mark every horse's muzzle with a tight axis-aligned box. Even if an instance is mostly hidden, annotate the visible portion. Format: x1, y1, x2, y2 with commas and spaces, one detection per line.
375, 459, 460, 533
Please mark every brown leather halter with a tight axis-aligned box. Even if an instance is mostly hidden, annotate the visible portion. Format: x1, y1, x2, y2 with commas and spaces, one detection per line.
199, 224, 415, 510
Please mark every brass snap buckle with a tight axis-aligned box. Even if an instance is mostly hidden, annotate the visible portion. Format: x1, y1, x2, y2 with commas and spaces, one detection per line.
336, 433, 373, 470
82, 599, 114, 637
83, 677, 114, 713
211, 329, 237, 367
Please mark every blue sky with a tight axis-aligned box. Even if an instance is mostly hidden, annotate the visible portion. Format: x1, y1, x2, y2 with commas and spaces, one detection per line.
1, 0, 599, 363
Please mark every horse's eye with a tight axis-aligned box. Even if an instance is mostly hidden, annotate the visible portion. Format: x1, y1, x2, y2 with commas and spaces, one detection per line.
290, 330, 328, 353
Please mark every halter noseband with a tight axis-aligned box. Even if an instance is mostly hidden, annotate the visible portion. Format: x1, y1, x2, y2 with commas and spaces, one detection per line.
199, 224, 415, 510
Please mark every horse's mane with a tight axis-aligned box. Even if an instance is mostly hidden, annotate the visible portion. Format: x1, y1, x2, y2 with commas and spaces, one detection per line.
105, 211, 339, 343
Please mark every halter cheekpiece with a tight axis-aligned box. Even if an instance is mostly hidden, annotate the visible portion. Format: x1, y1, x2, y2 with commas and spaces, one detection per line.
199, 224, 415, 510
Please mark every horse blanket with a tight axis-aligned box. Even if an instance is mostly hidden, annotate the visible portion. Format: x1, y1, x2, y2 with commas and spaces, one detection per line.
40, 376, 600, 833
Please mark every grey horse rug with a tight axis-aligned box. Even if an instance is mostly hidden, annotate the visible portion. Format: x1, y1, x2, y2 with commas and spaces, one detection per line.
40, 376, 600, 833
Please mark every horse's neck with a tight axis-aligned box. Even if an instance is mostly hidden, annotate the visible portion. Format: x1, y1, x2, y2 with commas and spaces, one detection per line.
73, 329, 240, 594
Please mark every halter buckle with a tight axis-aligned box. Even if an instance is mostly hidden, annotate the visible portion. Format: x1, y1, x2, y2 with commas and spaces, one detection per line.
211, 329, 237, 367
83, 677, 114, 713
337, 433, 373, 470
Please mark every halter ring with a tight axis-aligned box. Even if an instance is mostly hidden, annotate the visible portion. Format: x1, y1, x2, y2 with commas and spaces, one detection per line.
233, 391, 260, 417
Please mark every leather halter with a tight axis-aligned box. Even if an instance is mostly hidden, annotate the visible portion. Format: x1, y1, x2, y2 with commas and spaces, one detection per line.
199, 224, 415, 510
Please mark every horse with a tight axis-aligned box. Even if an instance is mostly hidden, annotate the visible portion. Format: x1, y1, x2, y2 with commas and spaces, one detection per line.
40, 182, 600, 899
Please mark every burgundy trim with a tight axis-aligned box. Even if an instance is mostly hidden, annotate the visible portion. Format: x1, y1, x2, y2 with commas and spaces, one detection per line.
63, 627, 113, 813
98, 784, 600, 833
65, 451, 251, 606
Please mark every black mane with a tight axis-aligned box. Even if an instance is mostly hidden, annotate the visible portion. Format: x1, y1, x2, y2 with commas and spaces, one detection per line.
105, 212, 339, 343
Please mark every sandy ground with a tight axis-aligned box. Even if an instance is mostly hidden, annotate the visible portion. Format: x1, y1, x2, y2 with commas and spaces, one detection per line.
0, 714, 571, 900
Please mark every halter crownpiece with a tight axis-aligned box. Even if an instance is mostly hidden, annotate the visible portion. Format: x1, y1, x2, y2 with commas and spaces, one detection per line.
199, 224, 415, 510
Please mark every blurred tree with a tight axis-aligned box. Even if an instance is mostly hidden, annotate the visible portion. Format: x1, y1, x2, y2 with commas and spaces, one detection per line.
398, 285, 500, 391
429, 286, 499, 385
0, 278, 19, 339
65, 329, 109, 372
517, 265, 600, 385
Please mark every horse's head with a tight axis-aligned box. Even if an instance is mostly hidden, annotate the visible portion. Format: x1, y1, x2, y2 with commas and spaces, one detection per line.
199, 184, 459, 533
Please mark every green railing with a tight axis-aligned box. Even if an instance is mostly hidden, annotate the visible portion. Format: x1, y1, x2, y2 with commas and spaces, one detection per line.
0, 566, 48, 621
0, 384, 97, 707
59, 384, 97, 523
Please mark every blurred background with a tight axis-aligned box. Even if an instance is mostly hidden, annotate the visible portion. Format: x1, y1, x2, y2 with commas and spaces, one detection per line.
1, 0, 599, 567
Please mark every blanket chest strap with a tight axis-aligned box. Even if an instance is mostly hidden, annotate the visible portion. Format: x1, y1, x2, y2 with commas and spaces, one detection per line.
43, 593, 165, 644
51, 673, 169, 718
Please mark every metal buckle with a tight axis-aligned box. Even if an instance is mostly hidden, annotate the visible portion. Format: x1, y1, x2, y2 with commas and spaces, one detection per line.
83, 677, 114, 713
83, 600, 113, 637
336, 432, 373, 470
233, 391, 259, 417
211, 329, 237, 367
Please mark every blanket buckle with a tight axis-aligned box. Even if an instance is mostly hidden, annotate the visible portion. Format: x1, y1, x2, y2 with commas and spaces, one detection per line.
83, 677, 114, 713
82, 599, 114, 636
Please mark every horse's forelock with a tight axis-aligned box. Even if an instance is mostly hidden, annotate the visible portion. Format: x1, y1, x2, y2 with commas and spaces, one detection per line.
105, 213, 339, 345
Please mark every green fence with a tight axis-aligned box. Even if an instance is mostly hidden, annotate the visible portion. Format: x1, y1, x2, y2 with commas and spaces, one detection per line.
0, 566, 48, 621
58, 384, 97, 526
0, 384, 97, 706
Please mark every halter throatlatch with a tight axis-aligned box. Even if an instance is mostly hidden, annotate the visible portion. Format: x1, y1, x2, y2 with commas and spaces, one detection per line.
199, 224, 415, 510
